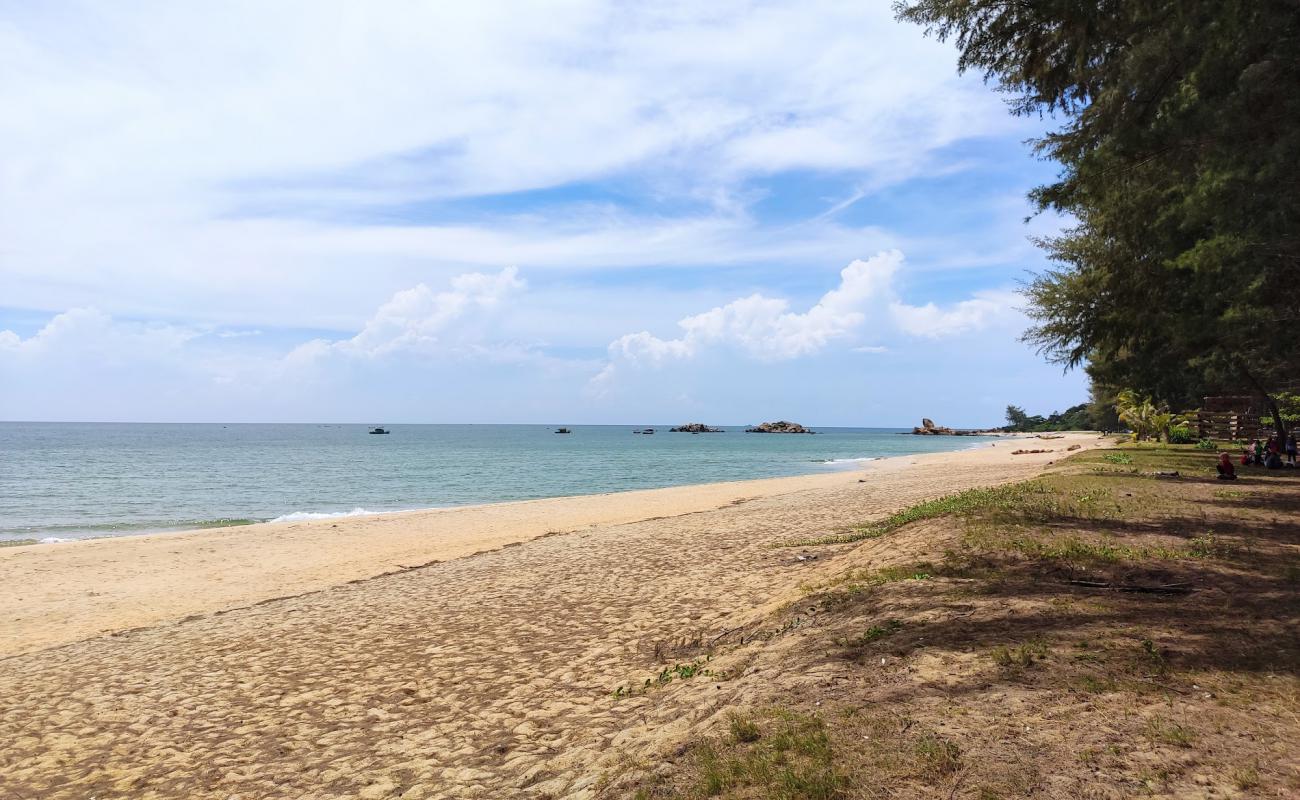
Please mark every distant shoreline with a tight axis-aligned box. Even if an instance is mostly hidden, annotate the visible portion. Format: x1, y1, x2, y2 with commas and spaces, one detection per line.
0, 432, 1104, 657
1, 424, 1038, 545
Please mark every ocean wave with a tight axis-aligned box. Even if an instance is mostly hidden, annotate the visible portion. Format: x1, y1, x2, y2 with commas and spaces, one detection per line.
268, 507, 384, 524
39, 536, 74, 544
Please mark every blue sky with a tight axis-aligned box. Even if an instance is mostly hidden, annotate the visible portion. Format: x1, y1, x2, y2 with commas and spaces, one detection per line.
0, 1, 1087, 425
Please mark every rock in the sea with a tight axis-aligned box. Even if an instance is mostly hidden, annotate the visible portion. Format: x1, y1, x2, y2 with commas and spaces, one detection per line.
669, 423, 724, 433
745, 420, 814, 434
912, 417, 955, 435
909, 418, 999, 436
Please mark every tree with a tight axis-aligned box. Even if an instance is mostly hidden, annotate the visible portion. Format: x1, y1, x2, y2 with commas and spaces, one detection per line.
1003, 402, 1092, 432
1005, 405, 1029, 430
895, 0, 1300, 439
1115, 389, 1175, 442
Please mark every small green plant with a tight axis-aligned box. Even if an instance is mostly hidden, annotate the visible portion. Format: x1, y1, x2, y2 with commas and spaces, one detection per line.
914, 734, 962, 778
990, 640, 1048, 668
1187, 533, 1234, 558
836, 619, 903, 648
694, 711, 843, 799
1166, 425, 1195, 444
615, 656, 716, 698
1231, 764, 1261, 790
1139, 639, 1168, 675
1102, 452, 1134, 464
810, 564, 932, 595
1145, 716, 1194, 747
1195, 438, 1217, 451
728, 713, 762, 743
1078, 675, 1117, 693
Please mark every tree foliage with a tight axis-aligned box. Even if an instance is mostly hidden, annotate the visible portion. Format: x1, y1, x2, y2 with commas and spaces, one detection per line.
1003, 402, 1095, 432
896, 0, 1300, 436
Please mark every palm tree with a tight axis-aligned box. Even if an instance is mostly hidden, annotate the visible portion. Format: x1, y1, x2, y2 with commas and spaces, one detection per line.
1115, 390, 1171, 442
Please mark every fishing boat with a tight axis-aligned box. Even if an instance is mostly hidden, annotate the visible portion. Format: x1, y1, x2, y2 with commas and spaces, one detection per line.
554, 427, 572, 434
368, 427, 390, 435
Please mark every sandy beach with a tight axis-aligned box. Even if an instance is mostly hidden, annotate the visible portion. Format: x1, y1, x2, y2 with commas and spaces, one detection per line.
0, 433, 1105, 799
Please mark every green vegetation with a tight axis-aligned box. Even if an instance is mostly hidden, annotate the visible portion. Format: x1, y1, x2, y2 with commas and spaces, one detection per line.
786, 482, 1052, 546
990, 641, 1048, 669
1003, 402, 1094, 432
1114, 390, 1178, 443
692, 711, 843, 799
896, 0, 1299, 438
835, 619, 904, 649
613, 657, 716, 699
628, 444, 1300, 798
728, 714, 762, 744
914, 735, 962, 779
1145, 717, 1195, 748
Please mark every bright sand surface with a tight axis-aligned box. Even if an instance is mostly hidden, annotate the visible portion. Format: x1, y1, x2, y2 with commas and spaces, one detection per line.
0, 433, 1106, 799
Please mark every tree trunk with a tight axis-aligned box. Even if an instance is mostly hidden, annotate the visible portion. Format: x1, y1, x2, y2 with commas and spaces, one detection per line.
1237, 362, 1288, 441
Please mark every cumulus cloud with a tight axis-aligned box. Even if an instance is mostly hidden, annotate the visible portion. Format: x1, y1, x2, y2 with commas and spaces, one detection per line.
0, 308, 198, 363
889, 290, 1019, 338
1, 268, 527, 384
609, 250, 901, 365
288, 267, 525, 361
596, 251, 1017, 386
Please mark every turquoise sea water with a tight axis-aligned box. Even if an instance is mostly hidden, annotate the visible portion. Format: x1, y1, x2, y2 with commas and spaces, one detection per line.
0, 422, 998, 542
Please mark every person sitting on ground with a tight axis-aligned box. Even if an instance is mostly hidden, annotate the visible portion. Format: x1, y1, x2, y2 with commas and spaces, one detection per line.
1266, 448, 1284, 469
1217, 452, 1237, 480
1253, 439, 1265, 465
1241, 447, 1254, 466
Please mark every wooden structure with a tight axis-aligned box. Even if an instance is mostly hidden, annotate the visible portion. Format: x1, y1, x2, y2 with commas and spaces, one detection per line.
1196, 396, 1267, 441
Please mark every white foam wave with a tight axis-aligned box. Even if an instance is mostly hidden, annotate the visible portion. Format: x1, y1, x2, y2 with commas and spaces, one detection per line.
39, 536, 74, 544
268, 507, 382, 524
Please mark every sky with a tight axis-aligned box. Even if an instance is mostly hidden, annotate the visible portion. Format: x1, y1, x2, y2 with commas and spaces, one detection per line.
0, 0, 1088, 426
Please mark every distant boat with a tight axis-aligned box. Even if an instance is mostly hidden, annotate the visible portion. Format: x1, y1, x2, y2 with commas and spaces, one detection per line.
554, 427, 572, 434
633, 428, 655, 434
368, 427, 390, 435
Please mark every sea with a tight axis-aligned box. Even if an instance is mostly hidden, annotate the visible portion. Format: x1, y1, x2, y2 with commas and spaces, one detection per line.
0, 422, 999, 543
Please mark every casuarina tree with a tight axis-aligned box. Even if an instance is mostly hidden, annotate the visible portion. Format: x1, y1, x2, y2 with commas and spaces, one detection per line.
896, 0, 1300, 438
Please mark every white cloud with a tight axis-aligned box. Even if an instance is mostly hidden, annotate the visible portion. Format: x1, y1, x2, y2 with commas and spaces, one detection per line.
597, 251, 1019, 386
610, 251, 902, 365
0, 1, 1018, 328
0, 268, 527, 388
287, 267, 525, 361
0, 308, 197, 364
889, 290, 1019, 338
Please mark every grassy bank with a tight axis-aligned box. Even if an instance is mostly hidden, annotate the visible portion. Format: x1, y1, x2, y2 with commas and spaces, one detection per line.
621, 443, 1300, 799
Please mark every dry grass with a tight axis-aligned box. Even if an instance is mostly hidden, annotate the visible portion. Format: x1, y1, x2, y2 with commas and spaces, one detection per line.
615, 443, 1300, 799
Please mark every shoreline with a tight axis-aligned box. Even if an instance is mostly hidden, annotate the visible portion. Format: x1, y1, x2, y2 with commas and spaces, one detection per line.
6, 431, 1037, 545
0, 432, 1103, 657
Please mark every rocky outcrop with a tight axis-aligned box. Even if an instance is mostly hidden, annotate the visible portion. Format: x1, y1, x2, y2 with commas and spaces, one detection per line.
745, 420, 814, 434
910, 418, 999, 436
669, 423, 724, 433
912, 418, 954, 435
